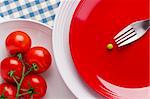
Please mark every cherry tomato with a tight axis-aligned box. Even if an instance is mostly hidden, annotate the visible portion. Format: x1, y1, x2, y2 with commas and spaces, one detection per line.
0, 83, 17, 99
6, 31, 31, 55
0, 57, 23, 83
24, 47, 52, 74
21, 74, 47, 99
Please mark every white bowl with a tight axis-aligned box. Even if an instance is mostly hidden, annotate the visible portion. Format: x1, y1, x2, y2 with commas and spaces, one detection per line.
53, 1, 150, 99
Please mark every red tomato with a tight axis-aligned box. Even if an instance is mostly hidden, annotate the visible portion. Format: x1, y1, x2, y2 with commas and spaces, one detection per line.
21, 74, 47, 99
0, 57, 23, 83
6, 31, 31, 55
24, 47, 52, 74
0, 83, 17, 99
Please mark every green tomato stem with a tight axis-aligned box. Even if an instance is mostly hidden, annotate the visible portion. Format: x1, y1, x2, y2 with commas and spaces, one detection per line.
12, 76, 19, 85
20, 88, 28, 92
8, 53, 36, 98
8, 70, 15, 77
24, 63, 38, 76
8, 70, 19, 85
15, 53, 35, 99
32, 63, 38, 71
17, 91, 32, 97
16, 53, 26, 99
24, 67, 34, 76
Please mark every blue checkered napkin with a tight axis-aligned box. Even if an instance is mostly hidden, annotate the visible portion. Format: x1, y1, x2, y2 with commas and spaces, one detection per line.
0, 0, 60, 27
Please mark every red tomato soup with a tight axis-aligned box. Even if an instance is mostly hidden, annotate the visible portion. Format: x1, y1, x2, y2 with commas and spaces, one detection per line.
70, 0, 149, 89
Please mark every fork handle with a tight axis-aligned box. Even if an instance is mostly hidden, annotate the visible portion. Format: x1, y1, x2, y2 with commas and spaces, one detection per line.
142, 19, 150, 30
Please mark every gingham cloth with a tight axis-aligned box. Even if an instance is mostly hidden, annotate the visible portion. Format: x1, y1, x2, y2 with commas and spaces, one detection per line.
0, 0, 60, 27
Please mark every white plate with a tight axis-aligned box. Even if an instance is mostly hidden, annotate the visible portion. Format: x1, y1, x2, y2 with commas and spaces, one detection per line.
53, 0, 102, 98
53, 1, 150, 99
0, 18, 55, 99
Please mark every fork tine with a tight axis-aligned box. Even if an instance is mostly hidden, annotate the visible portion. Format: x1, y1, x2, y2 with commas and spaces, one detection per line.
118, 35, 137, 47
116, 32, 136, 44
114, 25, 133, 39
115, 28, 135, 42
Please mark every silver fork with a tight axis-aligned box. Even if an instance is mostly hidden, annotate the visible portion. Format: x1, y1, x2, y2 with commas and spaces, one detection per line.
114, 19, 150, 47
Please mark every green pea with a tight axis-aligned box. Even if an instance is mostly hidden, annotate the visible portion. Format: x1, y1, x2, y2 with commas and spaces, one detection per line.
107, 44, 113, 50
